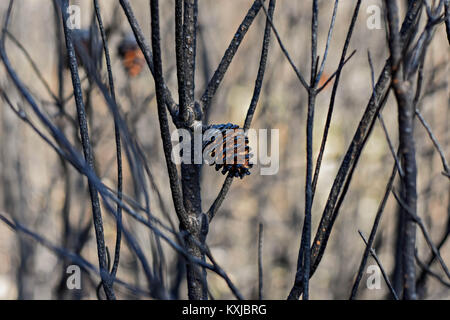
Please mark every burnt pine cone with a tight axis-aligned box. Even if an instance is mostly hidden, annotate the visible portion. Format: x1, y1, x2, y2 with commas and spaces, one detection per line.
202, 123, 253, 179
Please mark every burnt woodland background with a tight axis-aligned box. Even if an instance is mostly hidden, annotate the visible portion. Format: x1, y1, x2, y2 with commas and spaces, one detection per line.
0, 0, 448, 300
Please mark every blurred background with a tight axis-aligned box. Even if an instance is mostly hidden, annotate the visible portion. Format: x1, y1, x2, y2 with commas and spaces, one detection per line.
0, 0, 448, 299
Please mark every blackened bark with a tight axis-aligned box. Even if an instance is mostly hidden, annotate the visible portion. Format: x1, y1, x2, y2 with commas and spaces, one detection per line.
394, 81, 418, 299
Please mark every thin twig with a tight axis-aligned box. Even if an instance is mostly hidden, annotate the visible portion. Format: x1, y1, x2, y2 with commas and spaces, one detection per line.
315, 0, 339, 87
311, 0, 361, 200
288, 0, 424, 300
445, 0, 450, 43
207, 0, 276, 222
0, 38, 164, 297
350, 163, 397, 299
149, 0, 188, 230
259, 0, 309, 90
1, 0, 14, 45
298, 0, 320, 300
416, 200, 450, 291
258, 223, 264, 300
59, 0, 115, 300
415, 109, 449, 175
4, 31, 58, 102
366, 49, 405, 179
415, 251, 450, 288
0, 212, 151, 298
378, 113, 405, 178
392, 189, 450, 280
358, 231, 399, 300
244, 0, 276, 130
93, 0, 123, 283
119, 0, 179, 120
201, 0, 266, 112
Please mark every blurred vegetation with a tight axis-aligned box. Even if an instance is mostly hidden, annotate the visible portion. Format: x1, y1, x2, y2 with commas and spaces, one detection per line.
0, 0, 448, 299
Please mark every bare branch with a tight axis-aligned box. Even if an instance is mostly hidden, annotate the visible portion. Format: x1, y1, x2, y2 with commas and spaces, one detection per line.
201, 0, 266, 113
350, 164, 397, 299
358, 231, 399, 300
